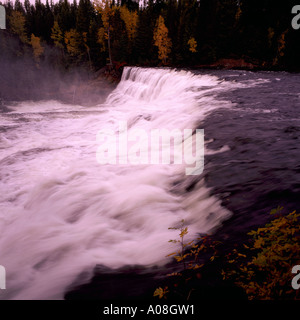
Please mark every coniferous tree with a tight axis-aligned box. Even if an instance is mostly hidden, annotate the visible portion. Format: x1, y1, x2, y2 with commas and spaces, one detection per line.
94, 0, 116, 66
9, 10, 28, 43
1, 0, 299, 72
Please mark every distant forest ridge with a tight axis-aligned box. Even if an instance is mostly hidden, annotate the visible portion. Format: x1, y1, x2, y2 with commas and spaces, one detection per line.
1, 0, 300, 72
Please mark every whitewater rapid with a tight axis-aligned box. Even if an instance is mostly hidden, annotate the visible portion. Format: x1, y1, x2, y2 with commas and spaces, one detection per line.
0, 67, 242, 299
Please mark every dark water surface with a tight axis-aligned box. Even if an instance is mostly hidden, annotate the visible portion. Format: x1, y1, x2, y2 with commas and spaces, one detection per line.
0, 67, 299, 300
66, 69, 300, 300
201, 70, 300, 241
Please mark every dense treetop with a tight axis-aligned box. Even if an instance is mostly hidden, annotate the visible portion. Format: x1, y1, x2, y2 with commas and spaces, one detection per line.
1, 0, 300, 71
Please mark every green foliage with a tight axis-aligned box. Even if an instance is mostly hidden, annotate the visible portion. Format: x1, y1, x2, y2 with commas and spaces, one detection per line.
153, 286, 169, 299
155, 208, 300, 301
222, 207, 300, 300
2, 1, 300, 71
154, 219, 220, 300
167, 219, 219, 270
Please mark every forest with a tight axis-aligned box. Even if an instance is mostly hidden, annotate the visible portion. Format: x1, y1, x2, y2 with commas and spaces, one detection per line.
1, 1, 300, 303
1, 0, 300, 102
1, 0, 300, 72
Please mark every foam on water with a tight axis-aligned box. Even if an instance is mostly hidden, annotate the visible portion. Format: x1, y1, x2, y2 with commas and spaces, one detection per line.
0, 67, 241, 299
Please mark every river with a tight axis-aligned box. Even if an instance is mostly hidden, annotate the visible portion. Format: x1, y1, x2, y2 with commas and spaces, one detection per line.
0, 67, 299, 299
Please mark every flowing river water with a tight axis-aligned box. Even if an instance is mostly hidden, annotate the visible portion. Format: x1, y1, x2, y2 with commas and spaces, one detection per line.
0, 67, 299, 299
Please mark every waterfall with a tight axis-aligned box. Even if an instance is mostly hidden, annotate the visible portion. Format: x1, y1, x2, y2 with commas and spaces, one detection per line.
0, 67, 233, 299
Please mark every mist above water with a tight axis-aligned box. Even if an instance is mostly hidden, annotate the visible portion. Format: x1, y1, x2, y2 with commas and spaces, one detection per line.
0, 66, 271, 300
0, 34, 115, 106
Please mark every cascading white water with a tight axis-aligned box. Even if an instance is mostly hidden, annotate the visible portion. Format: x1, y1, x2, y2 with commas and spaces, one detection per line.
0, 67, 233, 300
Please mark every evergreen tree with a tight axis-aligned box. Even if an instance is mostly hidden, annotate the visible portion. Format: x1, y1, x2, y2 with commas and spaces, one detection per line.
134, 6, 155, 64
1, 0, 299, 71
9, 10, 28, 43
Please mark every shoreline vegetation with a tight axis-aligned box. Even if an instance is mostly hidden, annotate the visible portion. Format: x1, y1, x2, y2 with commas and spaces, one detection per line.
1, 0, 300, 103
65, 207, 300, 301
1, 0, 299, 300
0, 57, 293, 106
153, 207, 300, 301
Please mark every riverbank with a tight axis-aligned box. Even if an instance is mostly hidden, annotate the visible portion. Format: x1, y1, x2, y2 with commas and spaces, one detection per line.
1, 66, 299, 301
195, 58, 260, 71
1, 59, 296, 108
168, 57, 296, 72
0, 67, 117, 107
63, 67, 300, 301
103, 57, 299, 88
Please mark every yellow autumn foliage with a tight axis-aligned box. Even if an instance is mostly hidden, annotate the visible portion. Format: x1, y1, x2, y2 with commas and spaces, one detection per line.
120, 6, 138, 42
94, 0, 115, 31
51, 21, 64, 49
224, 207, 300, 300
30, 34, 44, 63
188, 37, 197, 53
9, 11, 27, 43
153, 15, 172, 64
64, 29, 81, 56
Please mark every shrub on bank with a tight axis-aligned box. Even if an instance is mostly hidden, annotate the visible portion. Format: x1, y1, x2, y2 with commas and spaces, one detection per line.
154, 207, 300, 300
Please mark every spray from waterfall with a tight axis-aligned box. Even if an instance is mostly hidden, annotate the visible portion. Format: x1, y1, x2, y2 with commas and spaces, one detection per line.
0, 67, 233, 299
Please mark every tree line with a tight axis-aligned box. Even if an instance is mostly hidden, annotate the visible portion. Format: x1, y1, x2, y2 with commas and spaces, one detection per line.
1, 0, 300, 72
